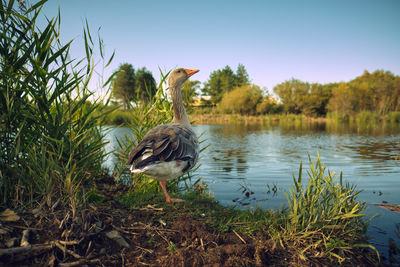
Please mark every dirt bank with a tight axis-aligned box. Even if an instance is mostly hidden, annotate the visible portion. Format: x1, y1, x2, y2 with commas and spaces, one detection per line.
0, 177, 378, 266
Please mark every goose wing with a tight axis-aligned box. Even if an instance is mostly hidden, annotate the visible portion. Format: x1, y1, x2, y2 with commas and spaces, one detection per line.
128, 124, 199, 173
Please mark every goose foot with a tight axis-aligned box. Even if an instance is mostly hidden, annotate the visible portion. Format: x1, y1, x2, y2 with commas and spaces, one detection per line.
159, 181, 184, 203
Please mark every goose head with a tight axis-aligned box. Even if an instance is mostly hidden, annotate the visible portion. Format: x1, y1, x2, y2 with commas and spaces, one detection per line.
168, 68, 199, 89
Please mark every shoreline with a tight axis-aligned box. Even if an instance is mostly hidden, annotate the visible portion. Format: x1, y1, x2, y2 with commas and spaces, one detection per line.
190, 113, 328, 125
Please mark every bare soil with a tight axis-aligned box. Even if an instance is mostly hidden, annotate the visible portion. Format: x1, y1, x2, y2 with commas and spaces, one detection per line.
0, 177, 379, 267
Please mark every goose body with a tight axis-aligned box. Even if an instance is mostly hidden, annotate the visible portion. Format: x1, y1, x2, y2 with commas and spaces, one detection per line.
128, 123, 198, 181
128, 68, 199, 202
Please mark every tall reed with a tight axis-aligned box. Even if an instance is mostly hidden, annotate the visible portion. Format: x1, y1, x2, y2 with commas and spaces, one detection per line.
0, 0, 114, 209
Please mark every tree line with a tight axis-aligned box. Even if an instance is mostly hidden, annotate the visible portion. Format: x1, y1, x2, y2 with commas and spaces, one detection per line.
274, 70, 400, 117
111, 63, 400, 117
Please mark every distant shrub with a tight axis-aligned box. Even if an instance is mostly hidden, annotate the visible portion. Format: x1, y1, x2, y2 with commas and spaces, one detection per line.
355, 111, 381, 124
326, 112, 349, 122
190, 106, 220, 115
105, 110, 132, 125
256, 97, 283, 114
219, 85, 263, 115
387, 111, 400, 124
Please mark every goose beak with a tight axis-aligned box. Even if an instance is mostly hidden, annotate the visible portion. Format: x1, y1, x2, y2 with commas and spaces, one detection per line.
184, 69, 199, 78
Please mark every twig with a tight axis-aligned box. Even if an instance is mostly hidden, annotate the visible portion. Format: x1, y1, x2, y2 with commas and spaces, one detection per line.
55, 241, 82, 259
58, 238, 83, 245
85, 240, 92, 256
7, 225, 42, 231
112, 224, 138, 235
232, 229, 246, 244
121, 225, 179, 232
121, 250, 125, 267
200, 238, 205, 251
0, 244, 53, 258
58, 258, 100, 267
136, 245, 154, 254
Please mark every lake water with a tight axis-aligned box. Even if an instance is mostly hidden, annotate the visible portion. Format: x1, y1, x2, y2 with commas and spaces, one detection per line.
104, 122, 400, 263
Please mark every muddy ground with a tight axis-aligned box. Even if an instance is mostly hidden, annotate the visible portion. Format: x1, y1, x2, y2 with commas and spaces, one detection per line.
0, 178, 380, 266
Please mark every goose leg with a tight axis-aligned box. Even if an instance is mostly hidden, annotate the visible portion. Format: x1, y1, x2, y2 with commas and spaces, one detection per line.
159, 181, 184, 203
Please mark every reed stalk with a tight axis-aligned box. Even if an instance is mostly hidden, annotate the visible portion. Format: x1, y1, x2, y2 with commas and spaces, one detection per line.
0, 0, 114, 209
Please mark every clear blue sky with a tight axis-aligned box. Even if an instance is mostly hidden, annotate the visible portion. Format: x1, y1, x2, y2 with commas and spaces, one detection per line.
40, 0, 400, 94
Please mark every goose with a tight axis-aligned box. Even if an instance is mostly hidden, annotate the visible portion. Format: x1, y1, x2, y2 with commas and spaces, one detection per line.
128, 68, 199, 202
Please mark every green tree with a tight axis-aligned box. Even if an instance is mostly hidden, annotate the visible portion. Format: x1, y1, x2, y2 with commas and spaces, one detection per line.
182, 80, 201, 106
256, 95, 283, 114
273, 79, 307, 114
219, 84, 263, 115
302, 83, 333, 116
111, 63, 136, 109
111, 65, 158, 108
273, 79, 332, 116
349, 70, 400, 114
327, 70, 400, 116
135, 67, 157, 103
236, 63, 250, 86
203, 66, 236, 104
327, 83, 355, 117
203, 64, 251, 104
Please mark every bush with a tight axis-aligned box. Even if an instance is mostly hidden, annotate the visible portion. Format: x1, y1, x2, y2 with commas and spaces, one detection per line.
219, 85, 263, 115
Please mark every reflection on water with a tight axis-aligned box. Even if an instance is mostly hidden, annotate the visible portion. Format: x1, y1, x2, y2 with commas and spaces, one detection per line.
192, 122, 400, 264
345, 139, 400, 161
104, 121, 400, 263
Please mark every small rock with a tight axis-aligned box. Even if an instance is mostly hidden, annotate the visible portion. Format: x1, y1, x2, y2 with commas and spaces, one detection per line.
105, 230, 130, 248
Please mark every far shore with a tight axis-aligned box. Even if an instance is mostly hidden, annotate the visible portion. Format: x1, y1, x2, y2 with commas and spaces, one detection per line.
190, 113, 329, 125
